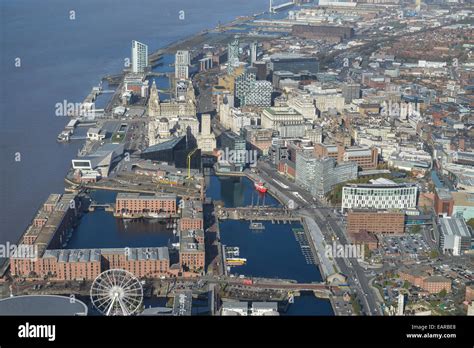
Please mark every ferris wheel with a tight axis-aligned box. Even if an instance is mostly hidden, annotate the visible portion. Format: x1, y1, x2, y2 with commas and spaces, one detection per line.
90, 269, 143, 316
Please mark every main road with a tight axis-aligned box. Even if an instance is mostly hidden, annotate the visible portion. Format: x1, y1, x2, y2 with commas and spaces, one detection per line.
255, 160, 383, 315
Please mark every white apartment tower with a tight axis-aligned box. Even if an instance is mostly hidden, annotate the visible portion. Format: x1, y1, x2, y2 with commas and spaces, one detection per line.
131, 40, 148, 73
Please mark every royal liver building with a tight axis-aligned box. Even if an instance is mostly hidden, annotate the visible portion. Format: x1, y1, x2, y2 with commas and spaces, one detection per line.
147, 80, 199, 146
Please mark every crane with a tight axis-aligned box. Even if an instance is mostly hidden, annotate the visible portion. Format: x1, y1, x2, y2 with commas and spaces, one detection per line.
187, 147, 199, 179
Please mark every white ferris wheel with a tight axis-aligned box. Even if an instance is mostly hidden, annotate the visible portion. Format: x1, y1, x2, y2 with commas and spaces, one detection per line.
90, 269, 143, 316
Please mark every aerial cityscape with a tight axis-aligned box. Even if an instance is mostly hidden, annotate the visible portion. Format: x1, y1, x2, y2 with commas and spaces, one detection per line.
0, 0, 473, 335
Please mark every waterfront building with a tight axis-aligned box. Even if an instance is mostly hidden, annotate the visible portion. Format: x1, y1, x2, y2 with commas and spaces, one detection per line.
86, 128, 106, 142
131, 40, 148, 73
141, 136, 201, 170
221, 301, 249, 316
11, 247, 170, 280
71, 143, 125, 178
341, 178, 418, 212
269, 142, 289, 166
17, 193, 79, 254
147, 80, 199, 146
180, 200, 204, 230
438, 216, 472, 256
347, 210, 405, 235
251, 302, 279, 316
179, 229, 205, 273
295, 153, 358, 198
147, 81, 196, 119
124, 75, 149, 98
115, 193, 177, 215
217, 131, 247, 172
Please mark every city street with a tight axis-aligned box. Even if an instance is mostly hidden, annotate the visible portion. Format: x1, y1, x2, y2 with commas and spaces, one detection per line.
255, 160, 383, 315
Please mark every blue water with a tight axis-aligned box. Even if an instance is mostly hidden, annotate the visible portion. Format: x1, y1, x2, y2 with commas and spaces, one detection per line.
0, 0, 331, 315
220, 220, 323, 283
283, 292, 334, 316
0, 0, 269, 246
66, 210, 175, 250
206, 175, 281, 207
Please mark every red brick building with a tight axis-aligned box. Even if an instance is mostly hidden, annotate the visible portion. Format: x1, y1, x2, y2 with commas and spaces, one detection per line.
314, 144, 378, 170
347, 210, 405, 235
434, 188, 453, 217
11, 247, 171, 280
398, 266, 451, 294
115, 193, 177, 215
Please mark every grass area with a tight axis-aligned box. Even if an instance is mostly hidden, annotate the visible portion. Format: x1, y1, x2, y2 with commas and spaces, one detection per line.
350, 294, 362, 315
112, 132, 125, 143
373, 283, 384, 300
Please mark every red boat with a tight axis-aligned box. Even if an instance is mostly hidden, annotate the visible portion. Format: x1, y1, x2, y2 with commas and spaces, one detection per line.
254, 181, 268, 193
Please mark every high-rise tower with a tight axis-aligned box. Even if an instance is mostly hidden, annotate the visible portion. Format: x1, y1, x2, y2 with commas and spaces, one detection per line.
131, 40, 148, 73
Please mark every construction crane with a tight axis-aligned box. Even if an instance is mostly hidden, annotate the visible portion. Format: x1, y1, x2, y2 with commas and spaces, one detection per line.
187, 147, 199, 179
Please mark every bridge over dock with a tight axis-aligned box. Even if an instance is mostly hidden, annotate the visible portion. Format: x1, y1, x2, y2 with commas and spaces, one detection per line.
216, 206, 300, 222
88, 202, 114, 212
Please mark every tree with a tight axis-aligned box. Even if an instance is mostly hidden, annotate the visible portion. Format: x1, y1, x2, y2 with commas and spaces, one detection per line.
467, 218, 474, 231
438, 289, 447, 298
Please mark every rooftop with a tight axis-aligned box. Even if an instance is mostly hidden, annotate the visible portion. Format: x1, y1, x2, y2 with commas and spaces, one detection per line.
142, 136, 185, 153
439, 217, 472, 238
116, 192, 177, 201
0, 295, 88, 316
44, 247, 170, 262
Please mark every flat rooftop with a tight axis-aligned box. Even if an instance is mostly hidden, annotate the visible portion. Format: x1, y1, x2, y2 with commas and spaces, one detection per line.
116, 192, 177, 200
439, 217, 471, 238
0, 295, 88, 316
44, 247, 170, 262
